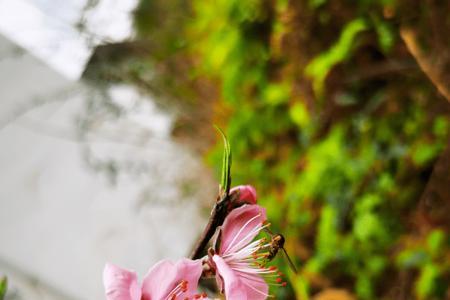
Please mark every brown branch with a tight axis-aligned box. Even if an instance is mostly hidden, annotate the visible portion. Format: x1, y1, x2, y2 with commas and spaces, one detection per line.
190, 194, 227, 260
417, 139, 450, 231
343, 59, 418, 84
190, 191, 241, 259
400, 27, 450, 102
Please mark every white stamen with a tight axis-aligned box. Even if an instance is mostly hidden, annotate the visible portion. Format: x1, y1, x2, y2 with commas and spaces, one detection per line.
241, 277, 271, 297
226, 222, 271, 255
223, 213, 262, 254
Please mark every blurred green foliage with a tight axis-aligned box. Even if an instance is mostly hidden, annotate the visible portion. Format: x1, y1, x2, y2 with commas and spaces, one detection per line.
305, 18, 368, 97
0, 277, 7, 300
133, 0, 450, 298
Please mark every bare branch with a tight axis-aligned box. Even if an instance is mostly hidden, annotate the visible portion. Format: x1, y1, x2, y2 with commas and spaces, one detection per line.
400, 27, 450, 102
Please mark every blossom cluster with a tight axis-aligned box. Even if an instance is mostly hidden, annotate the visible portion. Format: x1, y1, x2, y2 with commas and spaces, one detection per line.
103, 185, 286, 300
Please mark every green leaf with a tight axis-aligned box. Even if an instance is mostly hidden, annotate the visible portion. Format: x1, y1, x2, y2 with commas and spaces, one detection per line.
289, 102, 310, 128
263, 83, 290, 106
416, 263, 440, 298
396, 249, 428, 268
0, 276, 7, 300
292, 275, 310, 300
356, 273, 373, 299
412, 142, 440, 166
432, 116, 448, 137
372, 16, 395, 53
305, 18, 368, 97
427, 229, 445, 258
309, 0, 327, 9
316, 205, 338, 261
215, 125, 232, 194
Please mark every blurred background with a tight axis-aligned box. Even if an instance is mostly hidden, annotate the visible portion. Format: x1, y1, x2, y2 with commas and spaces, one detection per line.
0, 0, 449, 299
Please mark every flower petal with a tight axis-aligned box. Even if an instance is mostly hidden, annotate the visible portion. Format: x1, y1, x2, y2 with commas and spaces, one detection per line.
234, 270, 268, 300
213, 255, 268, 300
220, 204, 266, 255
213, 255, 246, 299
141, 258, 202, 299
103, 263, 141, 300
230, 185, 257, 205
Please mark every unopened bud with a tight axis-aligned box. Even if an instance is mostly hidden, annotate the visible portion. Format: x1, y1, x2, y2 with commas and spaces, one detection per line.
230, 185, 257, 205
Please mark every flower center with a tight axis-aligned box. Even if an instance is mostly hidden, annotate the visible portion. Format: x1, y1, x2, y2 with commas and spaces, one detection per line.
164, 280, 208, 300
221, 219, 287, 297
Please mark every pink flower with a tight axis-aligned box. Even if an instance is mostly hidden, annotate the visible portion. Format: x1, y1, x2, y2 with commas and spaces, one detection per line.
211, 205, 285, 300
103, 259, 208, 300
230, 185, 257, 205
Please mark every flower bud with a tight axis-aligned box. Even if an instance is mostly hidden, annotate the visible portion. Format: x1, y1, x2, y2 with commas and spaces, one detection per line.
230, 185, 257, 205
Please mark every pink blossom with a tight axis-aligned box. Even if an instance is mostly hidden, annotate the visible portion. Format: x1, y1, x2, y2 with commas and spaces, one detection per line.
211, 204, 285, 300
230, 185, 257, 205
103, 259, 208, 300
